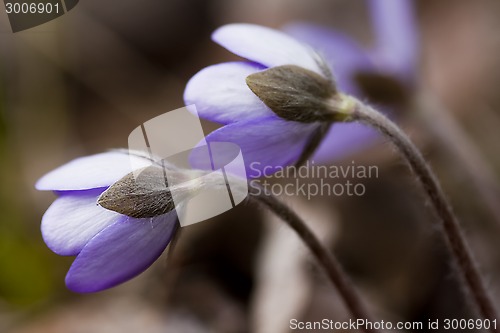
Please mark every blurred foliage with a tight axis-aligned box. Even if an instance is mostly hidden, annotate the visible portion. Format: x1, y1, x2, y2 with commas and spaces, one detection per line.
0, 66, 56, 307
0, 233, 55, 306
0, 67, 5, 141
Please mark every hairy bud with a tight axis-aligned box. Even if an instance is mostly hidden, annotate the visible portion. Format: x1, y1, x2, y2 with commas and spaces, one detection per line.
246, 65, 356, 123
98, 165, 200, 218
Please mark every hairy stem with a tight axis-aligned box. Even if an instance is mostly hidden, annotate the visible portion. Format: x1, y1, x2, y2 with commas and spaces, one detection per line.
351, 100, 498, 329
249, 185, 379, 333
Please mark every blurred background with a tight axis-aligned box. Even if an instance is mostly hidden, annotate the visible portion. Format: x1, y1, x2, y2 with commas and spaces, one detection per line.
1, 0, 500, 332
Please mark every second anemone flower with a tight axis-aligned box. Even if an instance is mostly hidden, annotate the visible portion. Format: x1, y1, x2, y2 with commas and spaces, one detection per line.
184, 23, 346, 177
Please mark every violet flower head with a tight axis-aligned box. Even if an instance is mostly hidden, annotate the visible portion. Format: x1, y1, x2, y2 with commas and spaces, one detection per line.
285, 0, 419, 160
185, 0, 419, 172
36, 151, 182, 293
367, 0, 419, 81
285, 0, 418, 90
184, 24, 338, 178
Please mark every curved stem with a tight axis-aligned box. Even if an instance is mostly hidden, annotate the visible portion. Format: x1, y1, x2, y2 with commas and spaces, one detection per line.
351, 100, 498, 329
249, 185, 379, 333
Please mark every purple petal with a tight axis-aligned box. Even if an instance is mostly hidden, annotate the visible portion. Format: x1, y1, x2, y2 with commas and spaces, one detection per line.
191, 117, 319, 178
65, 211, 178, 293
184, 62, 274, 124
36, 152, 152, 191
284, 22, 376, 95
41, 189, 122, 256
312, 122, 380, 162
368, 0, 419, 80
213, 24, 324, 75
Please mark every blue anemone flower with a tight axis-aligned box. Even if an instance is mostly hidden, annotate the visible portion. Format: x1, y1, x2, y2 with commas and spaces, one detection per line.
184, 0, 418, 176
36, 152, 179, 293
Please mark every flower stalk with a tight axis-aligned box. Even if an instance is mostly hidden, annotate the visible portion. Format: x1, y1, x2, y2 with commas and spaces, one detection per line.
349, 99, 499, 328
247, 64, 498, 325
249, 184, 379, 333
